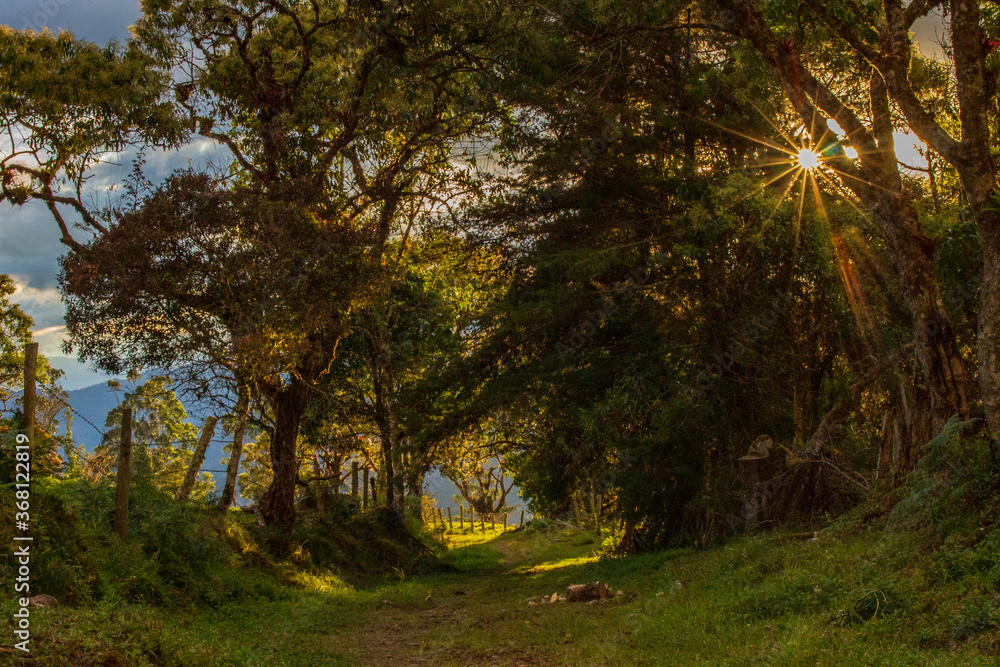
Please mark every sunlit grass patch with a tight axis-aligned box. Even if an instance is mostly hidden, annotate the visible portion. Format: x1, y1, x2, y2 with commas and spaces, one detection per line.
513, 553, 600, 574
289, 569, 353, 595
442, 526, 509, 548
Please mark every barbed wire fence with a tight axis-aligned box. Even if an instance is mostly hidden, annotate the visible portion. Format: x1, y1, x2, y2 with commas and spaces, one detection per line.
34, 379, 230, 477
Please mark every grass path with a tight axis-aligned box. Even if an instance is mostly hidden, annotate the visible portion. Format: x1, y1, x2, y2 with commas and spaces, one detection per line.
325, 523, 996, 666
11, 520, 998, 665
333, 526, 617, 666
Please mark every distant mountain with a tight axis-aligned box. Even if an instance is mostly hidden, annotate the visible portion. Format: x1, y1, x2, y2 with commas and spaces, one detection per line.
66, 381, 121, 449
65, 380, 233, 496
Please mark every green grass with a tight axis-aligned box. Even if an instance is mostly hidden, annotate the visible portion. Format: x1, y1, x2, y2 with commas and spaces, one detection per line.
3, 508, 1000, 664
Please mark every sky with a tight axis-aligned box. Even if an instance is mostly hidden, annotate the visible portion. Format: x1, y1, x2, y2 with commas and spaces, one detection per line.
0, 1, 223, 389
0, 2, 954, 390
3, 0, 141, 44
1, 0, 145, 387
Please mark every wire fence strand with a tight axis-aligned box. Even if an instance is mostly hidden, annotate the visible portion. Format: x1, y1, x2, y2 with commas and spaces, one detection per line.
34, 381, 231, 479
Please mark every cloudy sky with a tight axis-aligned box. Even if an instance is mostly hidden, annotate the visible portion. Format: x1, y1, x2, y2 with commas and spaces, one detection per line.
1, 1, 142, 388
0, 2, 952, 390
0, 1, 225, 389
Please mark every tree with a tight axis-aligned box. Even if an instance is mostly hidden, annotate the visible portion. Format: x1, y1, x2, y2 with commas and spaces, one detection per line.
61, 174, 362, 524
0, 274, 71, 477
4, 0, 514, 527
439, 414, 525, 515
710, 0, 970, 468
432, 0, 898, 548
775, 0, 1000, 437
89, 376, 214, 499
306, 233, 487, 512
0, 274, 37, 416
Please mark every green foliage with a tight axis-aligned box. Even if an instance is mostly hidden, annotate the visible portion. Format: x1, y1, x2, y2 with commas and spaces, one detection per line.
431, 0, 887, 549
0, 474, 442, 612
0, 28, 182, 225
0, 274, 71, 476
88, 376, 213, 499
891, 417, 999, 536
0, 274, 33, 399
0, 477, 264, 608
235, 430, 273, 504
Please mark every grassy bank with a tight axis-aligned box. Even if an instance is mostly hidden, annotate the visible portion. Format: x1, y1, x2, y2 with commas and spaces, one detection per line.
4, 506, 1000, 665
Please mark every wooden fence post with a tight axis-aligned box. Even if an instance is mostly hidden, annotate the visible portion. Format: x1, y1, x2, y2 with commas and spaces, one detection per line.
503, 513, 508, 531
590, 483, 600, 535
490, 514, 495, 531
520, 510, 525, 528
447, 507, 453, 530
334, 451, 344, 496
22, 343, 37, 447
459, 505, 464, 529
351, 462, 359, 497
332, 451, 342, 495
437, 508, 445, 529
313, 453, 326, 518
469, 508, 475, 532
114, 407, 133, 539
362, 468, 369, 509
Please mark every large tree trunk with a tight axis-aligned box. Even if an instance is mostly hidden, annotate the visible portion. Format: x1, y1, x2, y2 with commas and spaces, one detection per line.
367, 318, 401, 512
869, 188, 969, 433
878, 379, 933, 481
259, 378, 310, 527
846, 161, 967, 473
218, 383, 249, 510
978, 220, 1000, 437
870, 0, 998, 436
177, 416, 218, 501
373, 366, 402, 513
945, 0, 1000, 437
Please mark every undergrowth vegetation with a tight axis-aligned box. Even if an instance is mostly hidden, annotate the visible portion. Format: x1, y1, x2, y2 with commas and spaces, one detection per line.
0, 478, 442, 613
2, 422, 1000, 664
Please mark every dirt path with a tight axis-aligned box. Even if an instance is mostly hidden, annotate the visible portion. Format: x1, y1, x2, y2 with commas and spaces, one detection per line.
331, 530, 607, 666
342, 596, 543, 667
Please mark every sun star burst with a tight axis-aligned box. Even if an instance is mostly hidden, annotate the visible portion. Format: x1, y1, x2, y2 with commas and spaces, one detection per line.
797, 148, 821, 170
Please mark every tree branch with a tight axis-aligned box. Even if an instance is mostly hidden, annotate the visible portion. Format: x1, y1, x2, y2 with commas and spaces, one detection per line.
877, 0, 964, 165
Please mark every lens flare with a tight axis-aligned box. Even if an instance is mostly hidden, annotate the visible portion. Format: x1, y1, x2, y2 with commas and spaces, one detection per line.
797, 149, 821, 170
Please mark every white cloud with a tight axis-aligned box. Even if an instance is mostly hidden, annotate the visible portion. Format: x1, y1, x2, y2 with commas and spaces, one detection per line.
4, 278, 66, 356
9, 279, 65, 345
10, 279, 63, 315
31, 325, 67, 358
